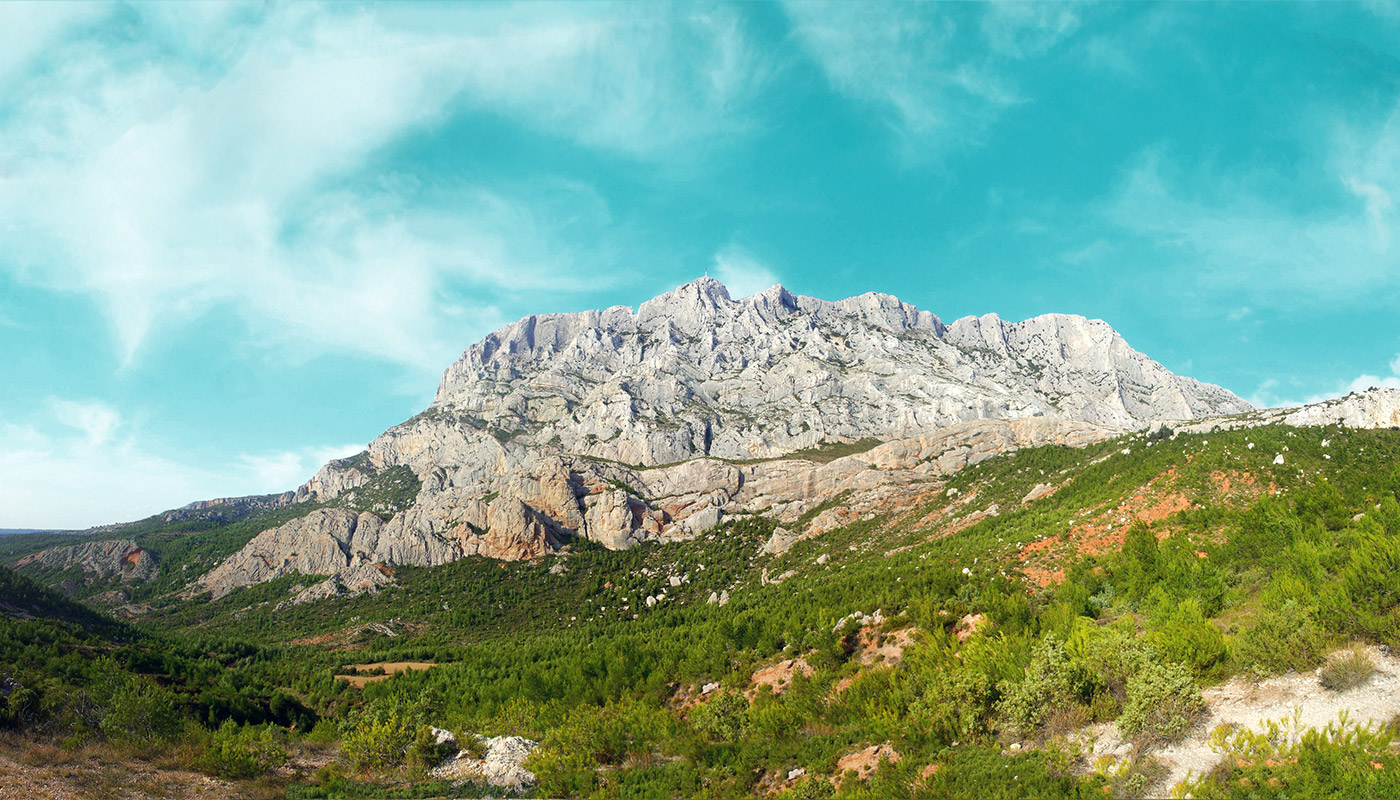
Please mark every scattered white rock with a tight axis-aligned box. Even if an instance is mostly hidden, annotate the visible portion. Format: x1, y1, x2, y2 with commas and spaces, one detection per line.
433, 734, 539, 790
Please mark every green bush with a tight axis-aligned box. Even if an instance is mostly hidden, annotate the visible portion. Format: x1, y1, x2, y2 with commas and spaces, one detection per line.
341, 708, 418, 773
196, 720, 288, 779
1180, 712, 1400, 798
781, 775, 835, 800
97, 674, 182, 747
1118, 660, 1204, 743
406, 724, 455, 768
1231, 601, 1329, 676
997, 635, 1084, 736
1066, 619, 1152, 705
915, 744, 1104, 799
1144, 594, 1226, 673
910, 667, 993, 743
1319, 645, 1376, 692
689, 690, 749, 741
528, 699, 674, 797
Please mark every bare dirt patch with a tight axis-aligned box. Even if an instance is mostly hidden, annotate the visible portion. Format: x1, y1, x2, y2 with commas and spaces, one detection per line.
853, 626, 917, 667
0, 746, 255, 800
338, 661, 436, 688
1079, 645, 1400, 797
1013, 468, 1201, 587
748, 658, 813, 698
835, 743, 900, 781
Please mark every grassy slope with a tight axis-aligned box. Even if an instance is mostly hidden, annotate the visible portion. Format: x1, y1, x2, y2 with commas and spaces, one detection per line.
10, 422, 1400, 797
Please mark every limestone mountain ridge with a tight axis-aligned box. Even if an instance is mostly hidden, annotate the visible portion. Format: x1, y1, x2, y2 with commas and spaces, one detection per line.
187, 278, 1261, 600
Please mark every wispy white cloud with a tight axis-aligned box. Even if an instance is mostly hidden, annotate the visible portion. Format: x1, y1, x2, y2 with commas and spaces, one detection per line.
711, 245, 780, 299
1250, 354, 1400, 409
236, 443, 366, 494
0, 400, 366, 529
50, 398, 122, 446
0, 3, 768, 371
784, 2, 1081, 156
1105, 102, 1400, 305
0, 2, 105, 85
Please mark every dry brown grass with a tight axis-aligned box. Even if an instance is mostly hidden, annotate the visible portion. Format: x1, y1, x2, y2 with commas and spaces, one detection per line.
337, 661, 436, 688
1321, 644, 1377, 692
1043, 704, 1092, 739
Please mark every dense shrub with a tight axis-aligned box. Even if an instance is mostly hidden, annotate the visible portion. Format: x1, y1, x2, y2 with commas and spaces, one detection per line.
341, 708, 418, 773
1144, 594, 1226, 673
915, 744, 1105, 799
528, 699, 674, 797
1066, 619, 1152, 704
1319, 645, 1376, 692
195, 720, 288, 778
997, 635, 1083, 736
1180, 712, 1400, 798
690, 690, 750, 741
1118, 660, 1205, 743
910, 667, 993, 743
97, 674, 182, 747
1231, 601, 1329, 676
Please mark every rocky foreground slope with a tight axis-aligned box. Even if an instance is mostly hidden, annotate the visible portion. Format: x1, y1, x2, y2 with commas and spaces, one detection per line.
184, 279, 1263, 601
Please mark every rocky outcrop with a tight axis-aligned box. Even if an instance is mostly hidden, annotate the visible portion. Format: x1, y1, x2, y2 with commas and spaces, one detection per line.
15, 539, 155, 583
432, 734, 539, 790
1173, 388, 1400, 435
195, 509, 384, 599
196, 279, 1256, 601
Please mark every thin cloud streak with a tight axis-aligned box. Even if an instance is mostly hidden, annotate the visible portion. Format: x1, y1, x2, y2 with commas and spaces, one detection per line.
0, 3, 770, 371
0, 400, 366, 529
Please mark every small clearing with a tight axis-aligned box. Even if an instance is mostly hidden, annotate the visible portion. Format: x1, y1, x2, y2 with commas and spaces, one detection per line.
1081, 645, 1400, 796
338, 661, 436, 688
748, 658, 813, 698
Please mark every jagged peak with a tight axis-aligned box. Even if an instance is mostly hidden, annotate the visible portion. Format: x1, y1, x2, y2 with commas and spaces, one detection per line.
636, 277, 736, 332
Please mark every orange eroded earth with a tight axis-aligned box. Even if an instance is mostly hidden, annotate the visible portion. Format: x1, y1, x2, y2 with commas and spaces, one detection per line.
747, 658, 813, 699
835, 743, 901, 781
1012, 467, 1265, 587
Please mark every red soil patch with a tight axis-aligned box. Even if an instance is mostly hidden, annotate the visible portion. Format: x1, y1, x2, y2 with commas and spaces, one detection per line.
1012, 469, 1193, 587
1012, 465, 1267, 587
835, 743, 900, 782
748, 658, 813, 698
854, 626, 917, 666
953, 614, 985, 643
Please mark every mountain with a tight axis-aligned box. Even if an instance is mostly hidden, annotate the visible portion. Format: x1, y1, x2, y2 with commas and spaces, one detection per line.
191, 279, 1251, 600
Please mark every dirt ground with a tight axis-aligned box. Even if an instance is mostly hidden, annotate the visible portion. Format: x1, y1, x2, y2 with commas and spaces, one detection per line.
1080, 645, 1400, 796
0, 737, 333, 800
337, 661, 436, 688
0, 748, 247, 800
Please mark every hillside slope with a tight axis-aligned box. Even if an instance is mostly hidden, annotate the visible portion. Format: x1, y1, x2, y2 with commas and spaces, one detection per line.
174, 279, 1251, 599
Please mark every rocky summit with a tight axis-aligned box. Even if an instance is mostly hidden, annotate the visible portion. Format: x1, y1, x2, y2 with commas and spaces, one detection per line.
194, 279, 1254, 600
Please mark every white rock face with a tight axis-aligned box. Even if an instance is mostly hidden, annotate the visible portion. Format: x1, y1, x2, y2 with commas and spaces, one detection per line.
1174, 388, 1400, 435
426, 278, 1245, 469
15, 539, 156, 583
433, 735, 538, 790
199, 279, 1253, 599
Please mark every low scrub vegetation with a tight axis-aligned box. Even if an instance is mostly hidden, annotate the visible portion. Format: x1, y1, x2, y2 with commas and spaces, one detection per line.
4, 425, 1400, 796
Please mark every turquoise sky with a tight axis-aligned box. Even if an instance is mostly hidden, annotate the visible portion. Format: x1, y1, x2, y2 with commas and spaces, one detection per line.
3, 2, 1400, 528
